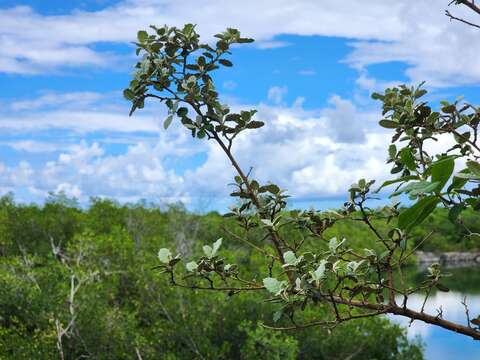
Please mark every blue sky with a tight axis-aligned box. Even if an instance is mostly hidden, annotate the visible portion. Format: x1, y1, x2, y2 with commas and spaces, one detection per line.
0, 0, 479, 210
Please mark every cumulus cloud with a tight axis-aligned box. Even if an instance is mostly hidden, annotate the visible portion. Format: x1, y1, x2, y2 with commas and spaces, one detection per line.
186, 100, 389, 202
345, 3, 480, 87
3, 140, 194, 204
0, 161, 34, 190
0, 0, 403, 73
321, 95, 370, 143
0, 88, 392, 206
0, 1, 479, 87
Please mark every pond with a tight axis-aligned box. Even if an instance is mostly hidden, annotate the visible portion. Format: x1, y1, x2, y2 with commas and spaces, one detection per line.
389, 266, 480, 359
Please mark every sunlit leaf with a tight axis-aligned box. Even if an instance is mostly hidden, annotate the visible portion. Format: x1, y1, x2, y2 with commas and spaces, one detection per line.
158, 248, 172, 263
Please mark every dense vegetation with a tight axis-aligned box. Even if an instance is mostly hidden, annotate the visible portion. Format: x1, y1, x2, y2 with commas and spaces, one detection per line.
410, 208, 480, 251
1, 192, 477, 358
0, 193, 429, 359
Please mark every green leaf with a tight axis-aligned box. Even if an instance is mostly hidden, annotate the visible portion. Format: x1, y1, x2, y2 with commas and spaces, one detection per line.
186, 261, 198, 272
441, 104, 456, 113
448, 204, 464, 222
398, 196, 439, 231
414, 89, 427, 99
467, 160, 480, 177
328, 237, 345, 253
212, 238, 222, 256
163, 115, 173, 130
260, 184, 280, 194
430, 157, 455, 192
261, 219, 274, 227
283, 251, 297, 265
263, 277, 285, 295
448, 173, 469, 192
182, 23, 195, 35
391, 181, 440, 197
203, 238, 222, 258
388, 144, 397, 159
379, 120, 398, 129
346, 260, 365, 274
246, 121, 265, 129
310, 260, 328, 281
202, 244, 213, 257
295, 278, 302, 290
302, 252, 315, 262
375, 175, 419, 193
216, 40, 229, 51
435, 283, 450, 292
197, 129, 206, 139
454, 171, 480, 180
399, 148, 416, 171
177, 107, 188, 117
237, 38, 255, 43
364, 248, 377, 260
158, 248, 172, 263
219, 59, 233, 67
137, 30, 148, 43
329, 237, 338, 252
224, 264, 234, 271
123, 89, 135, 100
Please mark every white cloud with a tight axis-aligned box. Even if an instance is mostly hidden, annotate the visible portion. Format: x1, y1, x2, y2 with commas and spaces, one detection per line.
10, 91, 104, 111
1, 140, 70, 153
28, 140, 192, 203
354, 70, 403, 94
0, 91, 173, 135
267, 86, 288, 105
346, 3, 480, 87
0, 108, 160, 134
1, 1, 478, 87
186, 99, 389, 202
0, 160, 34, 190
55, 182, 82, 199
255, 40, 291, 49
0, 89, 393, 206
321, 95, 370, 143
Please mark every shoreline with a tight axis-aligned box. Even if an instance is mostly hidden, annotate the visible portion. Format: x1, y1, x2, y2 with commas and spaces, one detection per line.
415, 251, 480, 268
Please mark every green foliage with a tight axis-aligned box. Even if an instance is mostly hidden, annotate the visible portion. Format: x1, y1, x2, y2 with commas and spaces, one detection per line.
0, 195, 425, 359
410, 207, 480, 251
124, 24, 260, 140
240, 321, 299, 360
372, 83, 480, 225
125, 24, 479, 341
296, 316, 423, 360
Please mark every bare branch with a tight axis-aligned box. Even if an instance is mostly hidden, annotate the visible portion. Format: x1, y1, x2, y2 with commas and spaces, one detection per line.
446, 0, 480, 28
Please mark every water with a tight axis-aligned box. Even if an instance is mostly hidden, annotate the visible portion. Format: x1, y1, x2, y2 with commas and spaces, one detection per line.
390, 266, 480, 359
